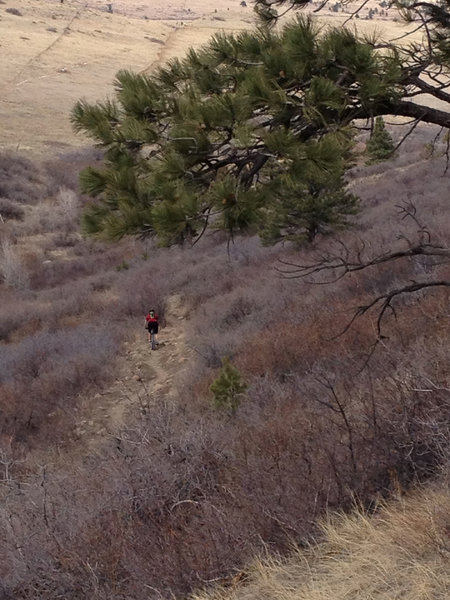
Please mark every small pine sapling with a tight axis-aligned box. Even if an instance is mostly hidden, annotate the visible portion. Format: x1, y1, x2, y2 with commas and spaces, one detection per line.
366, 116, 395, 163
209, 357, 247, 415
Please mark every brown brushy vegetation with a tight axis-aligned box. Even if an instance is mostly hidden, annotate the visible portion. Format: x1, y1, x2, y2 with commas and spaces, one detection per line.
0, 152, 50, 205
0, 124, 449, 598
0, 150, 173, 447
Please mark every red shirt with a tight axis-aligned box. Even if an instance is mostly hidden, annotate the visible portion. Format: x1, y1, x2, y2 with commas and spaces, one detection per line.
146, 313, 158, 324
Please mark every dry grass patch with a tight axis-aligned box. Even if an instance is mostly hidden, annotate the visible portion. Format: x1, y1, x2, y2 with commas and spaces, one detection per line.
192, 481, 450, 600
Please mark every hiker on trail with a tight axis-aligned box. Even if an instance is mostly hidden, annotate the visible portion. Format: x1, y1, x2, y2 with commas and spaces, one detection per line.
145, 309, 159, 345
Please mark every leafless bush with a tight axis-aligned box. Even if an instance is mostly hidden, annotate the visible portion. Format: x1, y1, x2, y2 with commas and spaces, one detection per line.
13, 189, 81, 238
0, 302, 29, 342
31, 249, 117, 290
44, 147, 104, 193
0, 239, 29, 290
54, 187, 80, 230
5, 325, 446, 598
0, 197, 25, 221
0, 325, 118, 445
0, 153, 49, 204
1, 133, 449, 598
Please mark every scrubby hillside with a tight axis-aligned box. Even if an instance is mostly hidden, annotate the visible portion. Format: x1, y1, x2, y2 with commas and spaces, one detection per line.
1, 0, 449, 597
0, 120, 449, 598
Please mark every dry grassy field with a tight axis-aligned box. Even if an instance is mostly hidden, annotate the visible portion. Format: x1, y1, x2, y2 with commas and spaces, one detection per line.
0, 0, 254, 156
0, 0, 423, 157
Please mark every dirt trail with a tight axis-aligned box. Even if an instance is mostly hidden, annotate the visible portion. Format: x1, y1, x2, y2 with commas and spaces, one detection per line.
74, 294, 192, 448
4, 7, 86, 93
140, 20, 254, 75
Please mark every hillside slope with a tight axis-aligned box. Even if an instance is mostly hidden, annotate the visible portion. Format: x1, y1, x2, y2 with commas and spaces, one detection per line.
1, 123, 450, 598
1, 0, 450, 596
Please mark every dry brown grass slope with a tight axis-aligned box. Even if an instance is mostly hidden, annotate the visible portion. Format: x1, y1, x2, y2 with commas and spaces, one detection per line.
193, 481, 450, 600
0, 0, 252, 157
0, 0, 420, 158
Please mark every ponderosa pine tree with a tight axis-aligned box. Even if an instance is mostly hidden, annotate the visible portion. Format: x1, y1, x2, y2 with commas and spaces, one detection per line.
71, 1, 450, 245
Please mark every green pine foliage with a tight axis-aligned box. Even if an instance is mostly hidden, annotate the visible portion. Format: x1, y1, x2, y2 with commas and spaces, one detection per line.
366, 116, 395, 164
71, 15, 407, 245
209, 357, 248, 415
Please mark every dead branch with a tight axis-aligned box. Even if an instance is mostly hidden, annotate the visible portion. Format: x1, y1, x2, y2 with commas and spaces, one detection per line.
347, 280, 450, 338
277, 200, 450, 338
277, 242, 450, 281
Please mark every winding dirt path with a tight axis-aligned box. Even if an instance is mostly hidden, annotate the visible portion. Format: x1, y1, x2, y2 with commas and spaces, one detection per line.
74, 294, 192, 449
139, 22, 186, 75
4, 7, 86, 92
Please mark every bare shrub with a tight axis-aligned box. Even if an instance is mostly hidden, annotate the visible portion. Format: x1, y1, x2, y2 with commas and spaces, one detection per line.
0, 269, 117, 343
44, 147, 104, 193
30, 277, 109, 329
52, 232, 80, 247
1, 131, 449, 598
0, 197, 24, 221
14, 187, 81, 238
0, 153, 49, 204
189, 481, 450, 600
54, 187, 80, 230
1, 259, 449, 598
31, 246, 120, 290
0, 325, 118, 445
0, 239, 29, 290
0, 301, 30, 342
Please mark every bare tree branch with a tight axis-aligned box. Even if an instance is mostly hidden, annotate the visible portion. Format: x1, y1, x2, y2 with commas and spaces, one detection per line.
277, 242, 450, 281
277, 201, 450, 338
